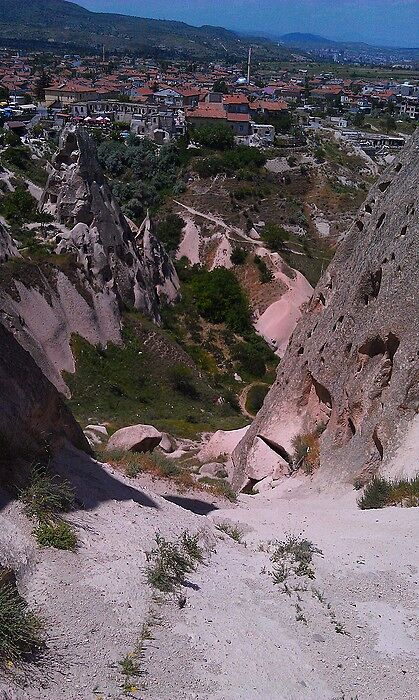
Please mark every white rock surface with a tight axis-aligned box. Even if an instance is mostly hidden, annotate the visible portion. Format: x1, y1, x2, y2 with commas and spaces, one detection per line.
107, 424, 162, 453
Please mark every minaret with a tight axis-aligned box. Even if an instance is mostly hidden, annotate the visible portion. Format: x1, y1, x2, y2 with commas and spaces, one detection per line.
247, 47, 252, 85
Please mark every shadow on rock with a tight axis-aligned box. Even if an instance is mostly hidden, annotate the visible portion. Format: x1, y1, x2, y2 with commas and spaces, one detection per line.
52, 444, 158, 510
163, 494, 218, 515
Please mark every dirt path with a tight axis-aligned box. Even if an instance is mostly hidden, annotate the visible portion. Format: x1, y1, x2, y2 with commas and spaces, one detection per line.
238, 382, 263, 419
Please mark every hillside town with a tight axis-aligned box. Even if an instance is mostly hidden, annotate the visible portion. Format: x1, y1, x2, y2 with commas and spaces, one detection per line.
0, 49, 417, 154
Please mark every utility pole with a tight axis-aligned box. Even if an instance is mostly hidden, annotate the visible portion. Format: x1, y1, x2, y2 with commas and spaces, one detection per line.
247, 46, 252, 85
102, 44, 106, 63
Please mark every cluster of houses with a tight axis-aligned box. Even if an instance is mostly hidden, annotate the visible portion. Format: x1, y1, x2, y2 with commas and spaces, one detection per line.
0, 50, 417, 148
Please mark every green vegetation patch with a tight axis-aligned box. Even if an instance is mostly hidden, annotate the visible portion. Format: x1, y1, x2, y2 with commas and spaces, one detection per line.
0, 581, 43, 664
357, 475, 419, 510
145, 532, 204, 593
65, 313, 245, 438
245, 384, 270, 415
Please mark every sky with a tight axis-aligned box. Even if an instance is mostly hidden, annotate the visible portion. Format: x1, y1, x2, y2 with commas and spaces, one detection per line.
76, 0, 419, 47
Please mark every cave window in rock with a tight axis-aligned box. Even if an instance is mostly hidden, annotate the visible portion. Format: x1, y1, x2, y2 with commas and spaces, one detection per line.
378, 181, 391, 193
376, 213, 386, 229
372, 428, 384, 460
356, 220, 364, 231
348, 417, 356, 436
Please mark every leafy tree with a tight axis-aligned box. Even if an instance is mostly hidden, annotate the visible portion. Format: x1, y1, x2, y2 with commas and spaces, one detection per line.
230, 247, 247, 265
0, 187, 39, 226
189, 267, 251, 333
34, 68, 50, 102
156, 213, 185, 253
212, 79, 229, 94
233, 342, 266, 377
193, 123, 235, 150
261, 223, 289, 252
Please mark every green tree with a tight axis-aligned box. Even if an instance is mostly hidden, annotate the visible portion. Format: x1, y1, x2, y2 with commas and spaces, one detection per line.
193, 123, 234, 150
261, 223, 289, 252
212, 79, 229, 94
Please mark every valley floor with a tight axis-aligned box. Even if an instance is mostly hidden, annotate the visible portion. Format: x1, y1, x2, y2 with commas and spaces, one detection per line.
0, 454, 417, 700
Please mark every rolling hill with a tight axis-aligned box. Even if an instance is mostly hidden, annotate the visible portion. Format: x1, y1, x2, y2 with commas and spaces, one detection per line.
0, 0, 291, 60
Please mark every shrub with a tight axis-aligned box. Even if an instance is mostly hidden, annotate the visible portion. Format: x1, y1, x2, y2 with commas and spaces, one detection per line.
193, 123, 235, 150
261, 223, 289, 252
0, 582, 42, 662
19, 464, 75, 521
189, 267, 252, 334
146, 531, 203, 592
216, 522, 244, 542
246, 384, 269, 415
156, 213, 185, 253
0, 187, 38, 227
233, 342, 266, 378
358, 475, 419, 510
230, 247, 247, 265
169, 364, 200, 399
198, 476, 237, 502
254, 255, 274, 283
34, 520, 77, 551
270, 535, 322, 583
291, 432, 320, 475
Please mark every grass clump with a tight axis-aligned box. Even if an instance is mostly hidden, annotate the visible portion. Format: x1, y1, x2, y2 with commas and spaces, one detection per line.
291, 430, 322, 475
19, 463, 75, 521
198, 476, 237, 502
357, 474, 419, 510
19, 463, 78, 551
216, 522, 244, 543
270, 534, 322, 586
0, 582, 43, 663
146, 531, 204, 593
34, 520, 77, 551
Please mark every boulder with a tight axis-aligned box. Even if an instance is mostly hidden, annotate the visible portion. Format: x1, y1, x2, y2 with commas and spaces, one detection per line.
159, 432, 177, 453
107, 424, 162, 453
197, 426, 249, 464
199, 463, 228, 479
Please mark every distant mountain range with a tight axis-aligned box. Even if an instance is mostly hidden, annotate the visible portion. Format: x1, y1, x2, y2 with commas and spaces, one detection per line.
278, 33, 419, 59
0, 0, 291, 60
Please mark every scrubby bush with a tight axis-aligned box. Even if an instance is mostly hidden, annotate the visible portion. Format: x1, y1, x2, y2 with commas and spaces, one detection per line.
254, 254, 274, 283
261, 223, 289, 252
198, 476, 237, 502
34, 520, 77, 551
189, 267, 251, 334
246, 384, 269, 415
193, 123, 234, 150
233, 342, 266, 378
156, 213, 185, 253
19, 464, 75, 521
291, 432, 320, 475
0, 582, 42, 662
358, 475, 419, 510
0, 187, 38, 227
145, 531, 203, 592
230, 247, 247, 265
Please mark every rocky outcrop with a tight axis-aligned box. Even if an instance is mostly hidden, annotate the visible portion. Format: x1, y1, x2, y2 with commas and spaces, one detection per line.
0, 221, 18, 262
0, 323, 90, 484
40, 127, 179, 320
232, 133, 419, 491
0, 127, 180, 396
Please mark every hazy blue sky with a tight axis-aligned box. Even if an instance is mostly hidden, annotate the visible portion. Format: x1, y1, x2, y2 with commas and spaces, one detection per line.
76, 0, 419, 47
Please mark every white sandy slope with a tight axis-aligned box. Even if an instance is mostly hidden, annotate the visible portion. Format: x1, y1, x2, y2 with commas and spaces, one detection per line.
256, 266, 313, 356
1, 447, 417, 700
144, 479, 419, 700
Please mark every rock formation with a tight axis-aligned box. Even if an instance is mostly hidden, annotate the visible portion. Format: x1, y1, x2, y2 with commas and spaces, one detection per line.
0, 127, 180, 395
40, 127, 180, 319
0, 221, 18, 262
0, 323, 90, 484
232, 132, 419, 491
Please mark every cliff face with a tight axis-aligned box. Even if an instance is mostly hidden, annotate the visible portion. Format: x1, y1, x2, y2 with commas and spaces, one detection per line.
0, 323, 90, 484
41, 127, 179, 320
0, 221, 18, 262
232, 133, 419, 491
